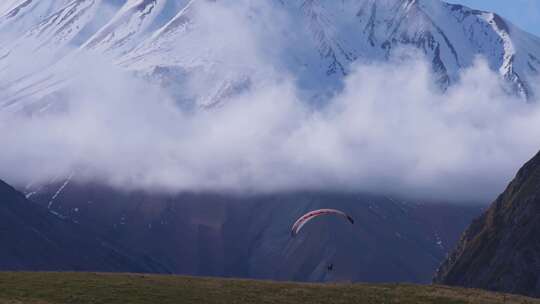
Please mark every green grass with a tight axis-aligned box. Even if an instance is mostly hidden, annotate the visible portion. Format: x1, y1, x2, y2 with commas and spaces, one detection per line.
0, 272, 537, 304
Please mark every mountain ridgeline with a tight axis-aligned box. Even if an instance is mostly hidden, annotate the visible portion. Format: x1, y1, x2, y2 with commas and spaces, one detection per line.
434, 150, 540, 297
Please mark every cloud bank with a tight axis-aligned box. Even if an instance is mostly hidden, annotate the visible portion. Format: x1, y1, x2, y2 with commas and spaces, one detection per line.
1, 0, 540, 203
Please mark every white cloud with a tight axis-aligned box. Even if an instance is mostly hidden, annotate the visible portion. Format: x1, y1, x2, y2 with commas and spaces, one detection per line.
1, 0, 540, 203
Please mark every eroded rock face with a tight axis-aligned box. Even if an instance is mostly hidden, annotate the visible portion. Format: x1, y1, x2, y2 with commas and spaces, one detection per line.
434, 150, 540, 297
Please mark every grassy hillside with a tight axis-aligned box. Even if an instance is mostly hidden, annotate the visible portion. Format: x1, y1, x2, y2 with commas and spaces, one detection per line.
0, 272, 538, 304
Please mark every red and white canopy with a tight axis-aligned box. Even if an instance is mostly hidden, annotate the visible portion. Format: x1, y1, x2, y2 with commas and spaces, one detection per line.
291, 209, 354, 237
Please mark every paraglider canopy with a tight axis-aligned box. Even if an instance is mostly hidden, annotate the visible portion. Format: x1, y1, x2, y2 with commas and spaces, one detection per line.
290, 209, 354, 237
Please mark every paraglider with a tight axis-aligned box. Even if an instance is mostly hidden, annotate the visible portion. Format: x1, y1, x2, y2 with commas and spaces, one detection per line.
327, 263, 334, 272
289, 208, 355, 280
290, 209, 354, 237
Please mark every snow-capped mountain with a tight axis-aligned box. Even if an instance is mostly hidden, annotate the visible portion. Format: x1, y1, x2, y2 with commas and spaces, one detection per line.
1, 0, 540, 109
0, 0, 74, 36
0, 0, 117, 55
283, 0, 540, 98
0, 0, 121, 86
83, 0, 190, 56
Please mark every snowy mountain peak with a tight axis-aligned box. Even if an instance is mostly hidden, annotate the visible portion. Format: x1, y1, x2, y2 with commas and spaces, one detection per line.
0, 0, 539, 109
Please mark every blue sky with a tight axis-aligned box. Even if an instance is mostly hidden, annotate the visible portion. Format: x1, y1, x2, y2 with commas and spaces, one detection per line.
447, 0, 540, 37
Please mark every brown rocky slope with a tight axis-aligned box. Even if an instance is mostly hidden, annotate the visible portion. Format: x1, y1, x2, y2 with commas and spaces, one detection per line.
434, 150, 540, 297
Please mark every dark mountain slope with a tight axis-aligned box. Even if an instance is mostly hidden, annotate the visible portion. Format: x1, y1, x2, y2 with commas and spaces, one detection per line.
0, 179, 147, 272
25, 181, 482, 283
434, 150, 540, 297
